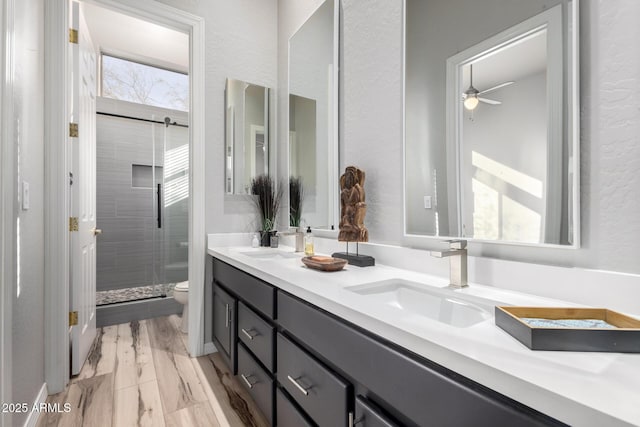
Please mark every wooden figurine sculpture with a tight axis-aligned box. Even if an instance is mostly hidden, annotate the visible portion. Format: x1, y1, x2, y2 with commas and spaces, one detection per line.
338, 166, 369, 242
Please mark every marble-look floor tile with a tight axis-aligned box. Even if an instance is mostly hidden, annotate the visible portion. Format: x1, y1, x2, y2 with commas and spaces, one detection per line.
74, 325, 118, 382
37, 373, 114, 427
114, 320, 156, 390
37, 316, 261, 427
167, 313, 189, 352
165, 401, 221, 427
113, 380, 165, 427
146, 316, 208, 414
194, 353, 269, 427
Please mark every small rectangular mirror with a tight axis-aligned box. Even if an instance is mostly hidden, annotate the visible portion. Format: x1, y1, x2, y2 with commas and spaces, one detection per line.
225, 78, 271, 195
288, 0, 339, 229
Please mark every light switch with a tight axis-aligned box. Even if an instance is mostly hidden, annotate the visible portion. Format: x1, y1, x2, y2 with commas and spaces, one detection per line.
22, 181, 30, 210
423, 196, 432, 209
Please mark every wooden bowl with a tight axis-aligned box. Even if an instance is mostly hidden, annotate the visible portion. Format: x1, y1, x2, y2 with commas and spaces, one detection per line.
301, 256, 347, 272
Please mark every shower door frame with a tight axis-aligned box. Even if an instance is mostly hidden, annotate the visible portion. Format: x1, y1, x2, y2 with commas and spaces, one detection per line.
44, 0, 206, 394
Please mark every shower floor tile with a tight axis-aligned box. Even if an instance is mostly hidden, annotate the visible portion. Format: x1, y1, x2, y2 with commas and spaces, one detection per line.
97, 284, 176, 306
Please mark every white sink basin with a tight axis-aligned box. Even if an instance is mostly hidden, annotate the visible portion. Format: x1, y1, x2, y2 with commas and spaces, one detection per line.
345, 279, 495, 328
239, 250, 299, 261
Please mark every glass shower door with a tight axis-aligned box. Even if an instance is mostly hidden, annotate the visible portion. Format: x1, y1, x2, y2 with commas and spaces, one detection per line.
153, 119, 189, 298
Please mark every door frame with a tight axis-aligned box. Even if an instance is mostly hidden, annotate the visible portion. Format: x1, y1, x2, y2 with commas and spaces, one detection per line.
44, 0, 206, 393
1, 0, 15, 423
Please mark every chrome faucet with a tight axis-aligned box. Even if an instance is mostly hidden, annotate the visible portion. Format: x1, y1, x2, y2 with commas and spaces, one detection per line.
430, 240, 468, 289
279, 229, 305, 252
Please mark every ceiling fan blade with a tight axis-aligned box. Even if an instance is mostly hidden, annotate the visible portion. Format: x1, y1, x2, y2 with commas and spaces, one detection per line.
478, 81, 514, 95
479, 97, 501, 105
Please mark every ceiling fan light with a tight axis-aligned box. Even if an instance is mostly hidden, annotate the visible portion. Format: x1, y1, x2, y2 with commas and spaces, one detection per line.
464, 94, 479, 110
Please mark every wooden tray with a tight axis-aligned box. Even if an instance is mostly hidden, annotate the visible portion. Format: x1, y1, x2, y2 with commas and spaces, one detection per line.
301, 256, 347, 272
495, 306, 640, 353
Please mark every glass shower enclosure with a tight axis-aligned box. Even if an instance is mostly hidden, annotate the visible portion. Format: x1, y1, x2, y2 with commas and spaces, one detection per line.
95, 100, 189, 306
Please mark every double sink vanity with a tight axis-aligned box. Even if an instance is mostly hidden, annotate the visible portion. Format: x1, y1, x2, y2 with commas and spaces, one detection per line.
208, 242, 640, 427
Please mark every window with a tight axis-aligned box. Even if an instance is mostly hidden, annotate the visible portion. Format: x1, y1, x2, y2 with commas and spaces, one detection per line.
101, 54, 189, 111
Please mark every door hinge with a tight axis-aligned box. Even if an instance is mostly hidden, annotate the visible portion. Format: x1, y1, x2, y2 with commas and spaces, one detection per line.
69, 217, 79, 232
69, 28, 78, 44
69, 123, 78, 138
69, 311, 78, 326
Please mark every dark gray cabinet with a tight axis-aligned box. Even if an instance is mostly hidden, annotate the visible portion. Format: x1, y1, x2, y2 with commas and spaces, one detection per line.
277, 332, 351, 427
212, 258, 277, 424
277, 291, 562, 427
213, 258, 275, 318
355, 396, 398, 427
210, 256, 564, 427
275, 388, 313, 427
237, 342, 274, 425
238, 301, 275, 373
212, 283, 235, 372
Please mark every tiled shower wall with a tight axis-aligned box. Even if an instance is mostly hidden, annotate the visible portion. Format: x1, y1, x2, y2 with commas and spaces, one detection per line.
96, 98, 188, 292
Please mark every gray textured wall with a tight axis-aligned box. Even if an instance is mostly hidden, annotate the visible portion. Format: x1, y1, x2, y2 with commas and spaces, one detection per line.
96, 98, 188, 291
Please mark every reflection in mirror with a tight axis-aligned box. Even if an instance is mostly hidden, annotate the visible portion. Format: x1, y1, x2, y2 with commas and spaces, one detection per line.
225, 78, 270, 195
288, 0, 338, 229
404, 0, 578, 246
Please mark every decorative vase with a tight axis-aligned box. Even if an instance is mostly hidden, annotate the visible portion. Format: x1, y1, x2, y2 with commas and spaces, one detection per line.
260, 231, 272, 247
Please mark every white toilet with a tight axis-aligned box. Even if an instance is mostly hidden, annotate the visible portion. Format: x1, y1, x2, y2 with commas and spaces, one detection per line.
173, 281, 189, 333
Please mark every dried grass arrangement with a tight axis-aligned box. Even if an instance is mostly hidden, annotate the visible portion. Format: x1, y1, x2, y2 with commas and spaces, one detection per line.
289, 176, 304, 228
250, 174, 283, 234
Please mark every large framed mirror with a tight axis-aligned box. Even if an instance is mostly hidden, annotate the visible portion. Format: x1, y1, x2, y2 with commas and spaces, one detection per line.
288, 0, 339, 230
225, 78, 271, 195
404, 0, 579, 247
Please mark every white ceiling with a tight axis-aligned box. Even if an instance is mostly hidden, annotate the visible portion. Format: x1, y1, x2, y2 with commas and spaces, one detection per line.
82, 3, 189, 73
463, 30, 547, 92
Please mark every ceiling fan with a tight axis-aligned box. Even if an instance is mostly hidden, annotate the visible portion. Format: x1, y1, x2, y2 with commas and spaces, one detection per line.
462, 64, 514, 110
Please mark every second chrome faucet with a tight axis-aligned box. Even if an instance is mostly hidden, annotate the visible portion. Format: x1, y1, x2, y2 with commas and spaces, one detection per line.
430, 240, 468, 289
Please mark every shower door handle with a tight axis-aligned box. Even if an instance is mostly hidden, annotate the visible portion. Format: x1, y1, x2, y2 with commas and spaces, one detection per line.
157, 183, 162, 228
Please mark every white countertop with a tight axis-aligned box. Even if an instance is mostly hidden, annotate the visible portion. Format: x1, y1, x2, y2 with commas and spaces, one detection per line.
208, 244, 640, 427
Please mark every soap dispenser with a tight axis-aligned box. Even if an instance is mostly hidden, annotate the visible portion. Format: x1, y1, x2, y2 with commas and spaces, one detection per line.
304, 226, 314, 256
251, 233, 259, 248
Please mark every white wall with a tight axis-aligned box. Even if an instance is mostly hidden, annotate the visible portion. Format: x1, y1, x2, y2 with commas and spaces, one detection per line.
9, 0, 46, 425
341, 0, 640, 275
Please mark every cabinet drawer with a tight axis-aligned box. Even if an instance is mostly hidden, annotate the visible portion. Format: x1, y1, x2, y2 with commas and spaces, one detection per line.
278, 291, 558, 427
238, 301, 275, 372
213, 258, 275, 318
355, 396, 398, 427
237, 343, 273, 425
277, 333, 350, 427
276, 388, 313, 427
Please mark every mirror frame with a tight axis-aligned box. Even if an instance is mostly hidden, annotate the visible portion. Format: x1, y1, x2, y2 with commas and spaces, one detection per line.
401, 0, 580, 249
287, 0, 341, 233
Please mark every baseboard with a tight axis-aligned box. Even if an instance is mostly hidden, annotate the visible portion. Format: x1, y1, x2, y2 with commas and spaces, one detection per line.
23, 383, 48, 427
204, 341, 217, 355
97, 297, 181, 327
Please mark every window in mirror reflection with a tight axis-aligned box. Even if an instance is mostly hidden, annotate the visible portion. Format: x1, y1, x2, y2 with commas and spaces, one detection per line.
404, 0, 576, 246
460, 28, 548, 243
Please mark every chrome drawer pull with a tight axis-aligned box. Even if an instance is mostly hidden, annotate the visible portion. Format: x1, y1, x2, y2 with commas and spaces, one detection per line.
287, 375, 309, 396
240, 373, 257, 389
241, 328, 257, 340
225, 304, 229, 328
